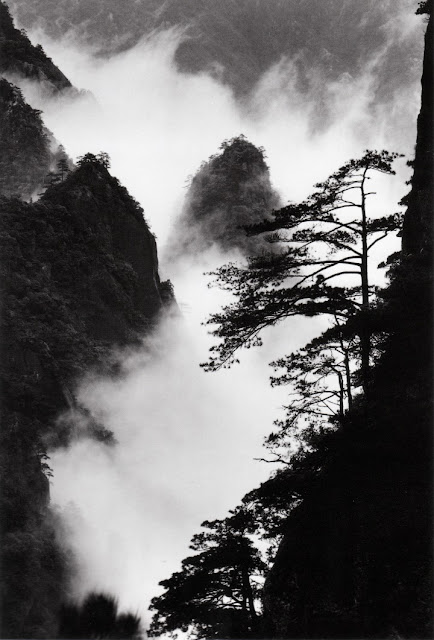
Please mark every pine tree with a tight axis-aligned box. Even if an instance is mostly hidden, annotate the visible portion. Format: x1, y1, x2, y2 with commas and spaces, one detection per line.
56, 157, 70, 181
58, 592, 142, 639
149, 514, 265, 638
202, 150, 403, 397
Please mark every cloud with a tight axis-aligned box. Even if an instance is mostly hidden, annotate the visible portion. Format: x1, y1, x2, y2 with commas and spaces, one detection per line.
18, 13, 423, 629
49, 310, 304, 623
20, 19, 420, 245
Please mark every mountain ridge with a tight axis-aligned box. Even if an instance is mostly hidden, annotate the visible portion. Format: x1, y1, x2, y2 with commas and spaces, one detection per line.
9, 0, 423, 101
0, 1, 72, 93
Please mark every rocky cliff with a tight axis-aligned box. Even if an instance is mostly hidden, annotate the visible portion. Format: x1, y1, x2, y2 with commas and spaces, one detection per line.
0, 78, 69, 199
402, 7, 433, 256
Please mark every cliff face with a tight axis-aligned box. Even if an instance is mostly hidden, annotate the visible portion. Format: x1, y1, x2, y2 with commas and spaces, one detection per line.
0, 4, 81, 200
262, 11, 433, 639
41, 159, 164, 336
402, 11, 433, 256
1, 155, 166, 442
0, 0, 71, 92
168, 136, 280, 258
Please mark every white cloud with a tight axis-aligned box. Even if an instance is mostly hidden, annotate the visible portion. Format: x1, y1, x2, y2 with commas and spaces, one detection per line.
50, 311, 299, 622
17, 16, 423, 629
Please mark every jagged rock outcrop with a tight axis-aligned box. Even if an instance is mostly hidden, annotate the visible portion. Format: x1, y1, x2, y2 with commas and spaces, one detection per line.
262, 9, 433, 639
0, 1, 71, 93
168, 135, 280, 259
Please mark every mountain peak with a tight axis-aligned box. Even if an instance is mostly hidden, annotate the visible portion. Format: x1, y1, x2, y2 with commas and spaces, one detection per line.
167, 135, 281, 259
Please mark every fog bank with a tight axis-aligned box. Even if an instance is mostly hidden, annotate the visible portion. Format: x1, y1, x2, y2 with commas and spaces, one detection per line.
17, 17, 423, 628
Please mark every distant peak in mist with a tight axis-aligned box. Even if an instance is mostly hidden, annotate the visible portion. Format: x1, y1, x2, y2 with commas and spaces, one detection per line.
9, 0, 423, 101
166, 134, 281, 261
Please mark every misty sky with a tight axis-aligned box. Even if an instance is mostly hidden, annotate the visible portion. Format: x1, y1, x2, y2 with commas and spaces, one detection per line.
10, 4, 426, 627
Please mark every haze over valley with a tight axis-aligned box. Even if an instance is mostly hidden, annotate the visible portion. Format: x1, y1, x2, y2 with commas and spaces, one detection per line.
0, 1, 431, 637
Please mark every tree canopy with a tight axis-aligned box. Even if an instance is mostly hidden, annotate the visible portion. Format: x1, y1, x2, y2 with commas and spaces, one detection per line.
59, 592, 142, 639
149, 514, 266, 638
77, 151, 111, 169
203, 150, 402, 368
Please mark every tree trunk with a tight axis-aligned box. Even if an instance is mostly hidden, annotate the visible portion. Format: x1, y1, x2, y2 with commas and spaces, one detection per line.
344, 346, 353, 410
337, 370, 344, 417
360, 172, 371, 395
241, 566, 258, 629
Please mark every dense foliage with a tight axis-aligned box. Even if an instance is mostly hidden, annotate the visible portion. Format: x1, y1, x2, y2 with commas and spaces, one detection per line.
0, 79, 67, 199
417, 0, 432, 14
1, 154, 166, 440
0, 155, 169, 636
59, 592, 142, 639
149, 513, 265, 638
0, 415, 69, 637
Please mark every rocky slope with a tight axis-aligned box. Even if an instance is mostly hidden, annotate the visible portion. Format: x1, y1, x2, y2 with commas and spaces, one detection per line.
0, 1, 77, 199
